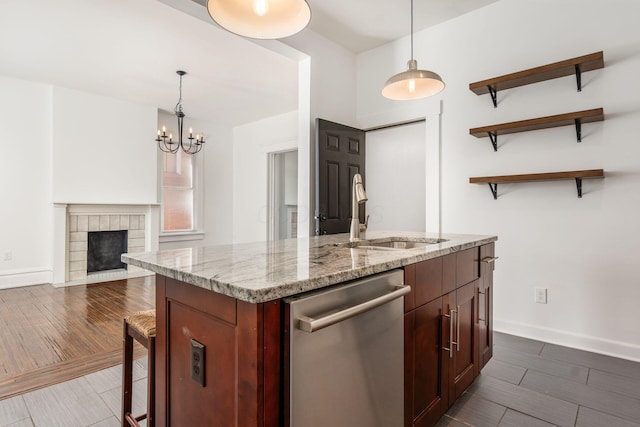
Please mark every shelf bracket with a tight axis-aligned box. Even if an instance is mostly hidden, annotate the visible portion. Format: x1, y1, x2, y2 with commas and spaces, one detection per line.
487, 86, 498, 108
488, 183, 498, 200
575, 119, 582, 142
488, 132, 498, 151
575, 178, 583, 198
575, 64, 582, 92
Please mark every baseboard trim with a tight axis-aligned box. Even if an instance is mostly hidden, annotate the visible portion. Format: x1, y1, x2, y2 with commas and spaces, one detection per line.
0, 269, 53, 289
494, 318, 640, 363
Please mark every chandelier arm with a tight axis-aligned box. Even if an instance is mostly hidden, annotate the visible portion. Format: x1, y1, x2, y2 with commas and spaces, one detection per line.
158, 140, 179, 154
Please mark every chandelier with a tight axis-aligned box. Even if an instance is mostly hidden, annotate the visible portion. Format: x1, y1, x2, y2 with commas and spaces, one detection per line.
156, 71, 205, 154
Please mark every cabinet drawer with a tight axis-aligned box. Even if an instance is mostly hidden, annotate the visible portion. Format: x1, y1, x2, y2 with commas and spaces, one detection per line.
456, 248, 479, 288
415, 257, 443, 307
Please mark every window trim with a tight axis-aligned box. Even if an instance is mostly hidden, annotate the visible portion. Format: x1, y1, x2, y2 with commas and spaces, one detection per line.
159, 148, 204, 238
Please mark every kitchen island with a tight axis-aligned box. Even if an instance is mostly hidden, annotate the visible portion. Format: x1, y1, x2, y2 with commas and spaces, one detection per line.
122, 231, 497, 427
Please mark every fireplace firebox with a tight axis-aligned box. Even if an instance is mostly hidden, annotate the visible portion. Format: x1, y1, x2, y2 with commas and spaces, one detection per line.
87, 230, 128, 273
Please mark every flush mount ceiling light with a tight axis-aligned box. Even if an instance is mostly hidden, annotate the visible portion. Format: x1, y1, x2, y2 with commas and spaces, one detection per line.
207, 0, 311, 39
382, 0, 445, 100
155, 71, 205, 155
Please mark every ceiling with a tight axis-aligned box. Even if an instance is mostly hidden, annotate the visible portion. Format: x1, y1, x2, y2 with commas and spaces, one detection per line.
192, 0, 499, 53
304, 0, 499, 53
0, 0, 298, 126
0, 0, 497, 128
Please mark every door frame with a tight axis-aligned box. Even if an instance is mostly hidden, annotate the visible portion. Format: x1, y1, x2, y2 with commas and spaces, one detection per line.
358, 101, 443, 238
267, 148, 298, 241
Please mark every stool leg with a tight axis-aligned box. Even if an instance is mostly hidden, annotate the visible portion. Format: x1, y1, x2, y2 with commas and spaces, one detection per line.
122, 323, 134, 427
147, 336, 156, 427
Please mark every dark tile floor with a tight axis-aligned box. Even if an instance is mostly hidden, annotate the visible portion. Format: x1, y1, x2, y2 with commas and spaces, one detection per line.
437, 332, 640, 427
2, 332, 639, 426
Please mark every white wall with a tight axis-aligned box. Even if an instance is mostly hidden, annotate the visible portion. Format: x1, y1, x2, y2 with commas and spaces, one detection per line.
0, 76, 161, 287
52, 87, 157, 204
232, 111, 298, 244
0, 76, 52, 287
283, 30, 358, 234
366, 122, 426, 232
356, 0, 640, 360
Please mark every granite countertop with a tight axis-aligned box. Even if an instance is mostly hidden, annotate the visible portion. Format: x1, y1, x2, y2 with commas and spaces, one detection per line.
122, 231, 497, 303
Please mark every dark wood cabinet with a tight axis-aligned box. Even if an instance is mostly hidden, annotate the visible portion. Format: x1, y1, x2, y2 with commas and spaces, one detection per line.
478, 243, 495, 369
406, 297, 449, 427
154, 243, 494, 427
445, 281, 479, 402
155, 276, 282, 427
405, 243, 494, 427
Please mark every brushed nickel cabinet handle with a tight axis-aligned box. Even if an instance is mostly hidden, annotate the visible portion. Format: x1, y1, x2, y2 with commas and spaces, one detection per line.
442, 308, 456, 359
481, 256, 499, 264
455, 305, 461, 352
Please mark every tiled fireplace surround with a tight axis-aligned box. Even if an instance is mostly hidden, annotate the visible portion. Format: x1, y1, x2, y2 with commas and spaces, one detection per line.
67, 213, 145, 281
53, 204, 159, 285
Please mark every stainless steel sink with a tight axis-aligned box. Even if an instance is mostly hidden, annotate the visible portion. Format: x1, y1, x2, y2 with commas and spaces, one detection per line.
342, 238, 447, 250
362, 240, 431, 249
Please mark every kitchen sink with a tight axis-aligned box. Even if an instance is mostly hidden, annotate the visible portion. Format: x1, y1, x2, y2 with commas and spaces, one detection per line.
338, 238, 447, 250
361, 240, 432, 249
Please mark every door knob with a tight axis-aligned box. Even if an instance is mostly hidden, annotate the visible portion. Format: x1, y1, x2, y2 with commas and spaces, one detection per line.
314, 214, 327, 222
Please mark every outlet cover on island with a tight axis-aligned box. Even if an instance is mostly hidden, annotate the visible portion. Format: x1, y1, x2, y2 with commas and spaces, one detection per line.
535, 287, 547, 304
3, 252, 11, 261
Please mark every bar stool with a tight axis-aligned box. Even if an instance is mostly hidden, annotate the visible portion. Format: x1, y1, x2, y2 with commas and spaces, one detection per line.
122, 309, 156, 427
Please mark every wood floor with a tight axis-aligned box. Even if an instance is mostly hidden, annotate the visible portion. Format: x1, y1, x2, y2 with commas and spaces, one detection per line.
0, 277, 155, 400
438, 332, 640, 427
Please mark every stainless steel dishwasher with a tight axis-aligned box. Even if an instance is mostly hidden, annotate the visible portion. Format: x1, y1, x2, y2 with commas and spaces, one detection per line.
285, 269, 408, 427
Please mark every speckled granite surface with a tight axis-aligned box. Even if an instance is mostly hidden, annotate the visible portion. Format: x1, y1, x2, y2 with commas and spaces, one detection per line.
122, 231, 497, 303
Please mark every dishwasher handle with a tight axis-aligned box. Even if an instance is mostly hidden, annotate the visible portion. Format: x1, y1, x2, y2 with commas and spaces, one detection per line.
296, 285, 410, 333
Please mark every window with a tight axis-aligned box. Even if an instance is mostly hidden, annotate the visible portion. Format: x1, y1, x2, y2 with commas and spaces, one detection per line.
161, 151, 195, 232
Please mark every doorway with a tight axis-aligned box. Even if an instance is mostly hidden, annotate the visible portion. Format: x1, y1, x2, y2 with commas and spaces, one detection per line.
314, 118, 426, 236
366, 121, 426, 232
268, 149, 299, 240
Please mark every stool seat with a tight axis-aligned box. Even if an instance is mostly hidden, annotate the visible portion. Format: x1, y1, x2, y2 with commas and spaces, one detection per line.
125, 309, 156, 337
122, 309, 156, 427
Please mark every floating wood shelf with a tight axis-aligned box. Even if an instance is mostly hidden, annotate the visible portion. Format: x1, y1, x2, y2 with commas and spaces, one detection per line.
470, 51, 604, 107
469, 108, 604, 151
470, 169, 604, 199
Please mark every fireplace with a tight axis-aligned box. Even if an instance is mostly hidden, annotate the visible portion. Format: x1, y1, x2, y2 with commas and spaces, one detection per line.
87, 230, 128, 273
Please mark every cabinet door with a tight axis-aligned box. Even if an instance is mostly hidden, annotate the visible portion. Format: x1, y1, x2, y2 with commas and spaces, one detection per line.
478, 243, 495, 369
446, 281, 479, 402
406, 297, 449, 427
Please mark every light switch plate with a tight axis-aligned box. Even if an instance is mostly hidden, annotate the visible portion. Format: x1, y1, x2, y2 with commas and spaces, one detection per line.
535, 287, 547, 304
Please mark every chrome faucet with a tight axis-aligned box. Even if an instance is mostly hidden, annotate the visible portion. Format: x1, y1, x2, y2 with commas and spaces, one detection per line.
350, 173, 368, 241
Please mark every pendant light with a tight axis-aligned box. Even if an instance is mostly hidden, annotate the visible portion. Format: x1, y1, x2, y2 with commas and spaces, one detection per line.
382, 0, 444, 100
207, 0, 311, 40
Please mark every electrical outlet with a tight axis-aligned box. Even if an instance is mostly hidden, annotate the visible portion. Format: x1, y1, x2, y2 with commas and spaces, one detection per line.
3, 252, 12, 261
534, 287, 547, 304
191, 339, 205, 387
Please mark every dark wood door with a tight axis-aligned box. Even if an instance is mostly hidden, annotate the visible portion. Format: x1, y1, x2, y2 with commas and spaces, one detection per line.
478, 243, 495, 369
447, 281, 480, 402
315, 119, 366, 235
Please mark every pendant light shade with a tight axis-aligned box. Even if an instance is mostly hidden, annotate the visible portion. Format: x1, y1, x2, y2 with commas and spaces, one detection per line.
382, 59, 445, 100
207, 0, 311, 39
382, 0, 444, 100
